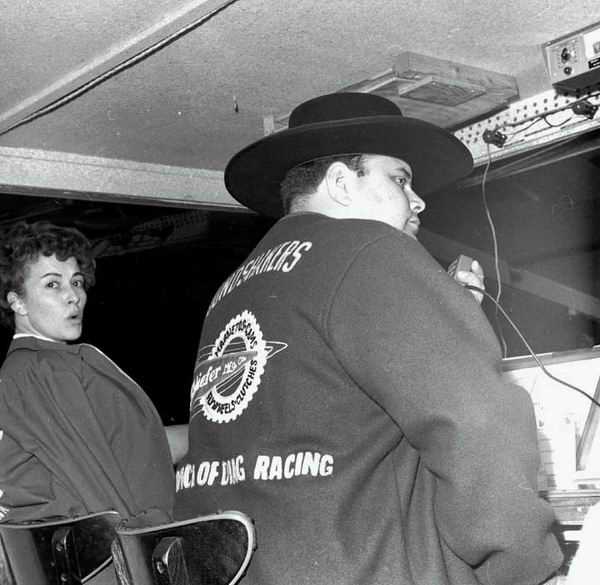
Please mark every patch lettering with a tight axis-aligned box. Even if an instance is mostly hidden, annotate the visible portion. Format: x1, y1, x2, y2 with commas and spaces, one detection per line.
190, 310, 286, 423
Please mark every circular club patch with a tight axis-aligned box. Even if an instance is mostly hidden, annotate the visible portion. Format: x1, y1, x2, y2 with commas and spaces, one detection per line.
195, 310, 267, 423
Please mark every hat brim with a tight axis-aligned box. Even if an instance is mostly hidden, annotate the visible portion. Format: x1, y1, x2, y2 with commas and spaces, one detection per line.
224, 115, 473, 217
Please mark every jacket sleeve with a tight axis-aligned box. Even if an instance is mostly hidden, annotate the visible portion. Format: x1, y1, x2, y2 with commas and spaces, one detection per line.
0, 423, 57, 522
326, 234, 563, 585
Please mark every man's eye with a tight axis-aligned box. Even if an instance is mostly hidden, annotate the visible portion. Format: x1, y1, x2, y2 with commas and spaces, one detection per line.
395, 176, 407, 186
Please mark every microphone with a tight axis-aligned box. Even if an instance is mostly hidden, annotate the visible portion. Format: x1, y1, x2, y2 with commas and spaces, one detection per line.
449, 254, 473, 281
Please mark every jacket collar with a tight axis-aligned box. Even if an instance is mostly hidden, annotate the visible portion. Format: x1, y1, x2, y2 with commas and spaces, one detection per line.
8, 334, 81, 355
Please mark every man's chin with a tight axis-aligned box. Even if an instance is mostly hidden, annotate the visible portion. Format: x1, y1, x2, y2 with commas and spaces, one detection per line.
402, 225, 419, 239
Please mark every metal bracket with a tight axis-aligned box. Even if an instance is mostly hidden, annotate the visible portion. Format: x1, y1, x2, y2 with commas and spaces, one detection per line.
51, 527, 81, 585
152, 536, 190, 585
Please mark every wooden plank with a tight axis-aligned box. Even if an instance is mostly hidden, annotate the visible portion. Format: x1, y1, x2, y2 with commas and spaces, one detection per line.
344, 51, 519, 129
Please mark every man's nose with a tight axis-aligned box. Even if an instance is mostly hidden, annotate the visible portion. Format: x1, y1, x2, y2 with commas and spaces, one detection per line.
410, 190, 426, 213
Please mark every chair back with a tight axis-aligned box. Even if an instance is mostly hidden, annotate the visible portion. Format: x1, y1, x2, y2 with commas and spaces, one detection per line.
111, 511, 256, 585
0, 511, 121, 585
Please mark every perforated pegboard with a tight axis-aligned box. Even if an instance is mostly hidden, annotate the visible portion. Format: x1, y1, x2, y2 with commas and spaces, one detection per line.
454, 89, 600, 167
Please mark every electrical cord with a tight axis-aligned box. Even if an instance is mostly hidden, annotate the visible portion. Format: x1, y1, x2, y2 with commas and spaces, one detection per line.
539, 113, 573, 129
483, 132, 580, 179
481, 144, 508, 357
481, 92, 600, 166
503, 112, 573, 145
474, 91, 600, 406
466, 284, 600, 409
497, 91, 600, 132
503, 116, 549, 141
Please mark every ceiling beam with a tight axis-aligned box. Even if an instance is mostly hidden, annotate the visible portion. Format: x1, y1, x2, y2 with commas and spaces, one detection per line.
0, 146, 243, 211
419, 228, 600, 320
0, 0, 238, 135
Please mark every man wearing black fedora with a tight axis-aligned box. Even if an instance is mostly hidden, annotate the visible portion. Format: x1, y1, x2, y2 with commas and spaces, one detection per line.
175, 93, 563, 585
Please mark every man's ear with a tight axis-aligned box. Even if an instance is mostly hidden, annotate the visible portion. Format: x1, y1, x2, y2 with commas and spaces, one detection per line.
324, 162, 353, 207
7, 292, 26, 315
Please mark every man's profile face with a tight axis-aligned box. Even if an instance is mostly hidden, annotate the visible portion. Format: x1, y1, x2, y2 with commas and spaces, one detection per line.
347, 155, 426, 237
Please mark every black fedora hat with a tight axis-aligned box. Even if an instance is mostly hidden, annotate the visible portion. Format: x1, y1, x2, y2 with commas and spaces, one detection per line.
224, 92, 473, 217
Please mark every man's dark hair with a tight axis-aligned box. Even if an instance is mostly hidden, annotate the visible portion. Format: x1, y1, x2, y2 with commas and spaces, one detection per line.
280, 154, 367, 213
0, 221, 96, 329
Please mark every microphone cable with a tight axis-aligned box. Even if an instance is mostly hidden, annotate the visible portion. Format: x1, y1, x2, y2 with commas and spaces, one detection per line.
466, 284, 600, 410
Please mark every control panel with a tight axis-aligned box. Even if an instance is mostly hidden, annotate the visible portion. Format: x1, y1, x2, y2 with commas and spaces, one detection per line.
543, 21, 600, 92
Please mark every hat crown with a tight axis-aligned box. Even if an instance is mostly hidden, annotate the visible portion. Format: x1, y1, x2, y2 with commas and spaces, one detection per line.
288, 92, 403, 128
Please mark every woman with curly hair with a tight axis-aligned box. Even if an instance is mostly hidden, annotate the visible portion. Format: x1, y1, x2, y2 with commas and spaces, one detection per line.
0, 221, 183, 525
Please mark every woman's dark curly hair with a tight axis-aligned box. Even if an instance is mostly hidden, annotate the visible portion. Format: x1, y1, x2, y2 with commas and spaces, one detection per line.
0, 221, 96, 329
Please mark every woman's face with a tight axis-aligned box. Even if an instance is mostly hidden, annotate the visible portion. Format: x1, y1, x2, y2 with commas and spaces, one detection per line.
9, 253, 87, 342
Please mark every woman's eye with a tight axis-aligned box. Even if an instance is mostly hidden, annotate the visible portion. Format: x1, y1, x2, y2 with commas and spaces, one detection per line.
45, 281, 59, 289
72, 280, 84, 288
